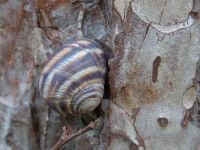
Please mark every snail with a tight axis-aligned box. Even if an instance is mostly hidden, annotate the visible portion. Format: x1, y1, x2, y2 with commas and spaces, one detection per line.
39, 39, 106, 116
39, 39, 107, 149
39, 1, 109, 149
39, 38, 106, 147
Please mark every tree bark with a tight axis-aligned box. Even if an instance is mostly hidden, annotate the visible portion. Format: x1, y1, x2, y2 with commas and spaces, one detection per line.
0, 0, 200, 150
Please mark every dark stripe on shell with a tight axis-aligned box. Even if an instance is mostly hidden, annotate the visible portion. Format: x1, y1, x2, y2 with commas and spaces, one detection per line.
73, 95, 101, 113
46, 55, 93, 96
46, 46, 83, 74
66, 70, 104, 94
40, 72, 51, 96
45, 40, 103, 74
48, 71, 73, 97
72, 84, 104, 102
47, 52, 105, 97
72, 85, 104, 103
46, 45, 73, 63
59, 100, 68, 114
71, 85, 104, 113
61, 52, 100, 74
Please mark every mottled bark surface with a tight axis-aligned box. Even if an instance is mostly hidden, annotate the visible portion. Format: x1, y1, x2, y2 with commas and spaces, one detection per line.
0, 0, 200, 150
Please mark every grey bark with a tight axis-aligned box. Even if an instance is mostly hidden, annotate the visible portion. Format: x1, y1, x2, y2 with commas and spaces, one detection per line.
0, 0, 200, 150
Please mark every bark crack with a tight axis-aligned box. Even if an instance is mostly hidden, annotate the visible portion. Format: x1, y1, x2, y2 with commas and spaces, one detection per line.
159, 0, 168, 24
6, 0, 25, 67
139, 24, 150, 51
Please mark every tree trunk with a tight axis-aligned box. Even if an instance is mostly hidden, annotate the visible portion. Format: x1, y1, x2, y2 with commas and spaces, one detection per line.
0, 0, 200, 150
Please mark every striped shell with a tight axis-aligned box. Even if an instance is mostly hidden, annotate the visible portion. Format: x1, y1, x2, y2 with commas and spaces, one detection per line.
39, 39, 106, 116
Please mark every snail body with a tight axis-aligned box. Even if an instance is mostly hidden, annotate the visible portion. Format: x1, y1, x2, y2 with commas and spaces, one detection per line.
39, 39, 106, 116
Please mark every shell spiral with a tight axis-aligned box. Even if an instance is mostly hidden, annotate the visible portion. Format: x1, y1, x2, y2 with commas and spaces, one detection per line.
39, 39, 106, 116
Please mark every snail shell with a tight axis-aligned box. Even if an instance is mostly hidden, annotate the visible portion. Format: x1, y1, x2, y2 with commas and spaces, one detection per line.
39, 39, 106, 116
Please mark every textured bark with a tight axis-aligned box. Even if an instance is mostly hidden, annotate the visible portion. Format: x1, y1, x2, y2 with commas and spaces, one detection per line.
0, 0, 200, 150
